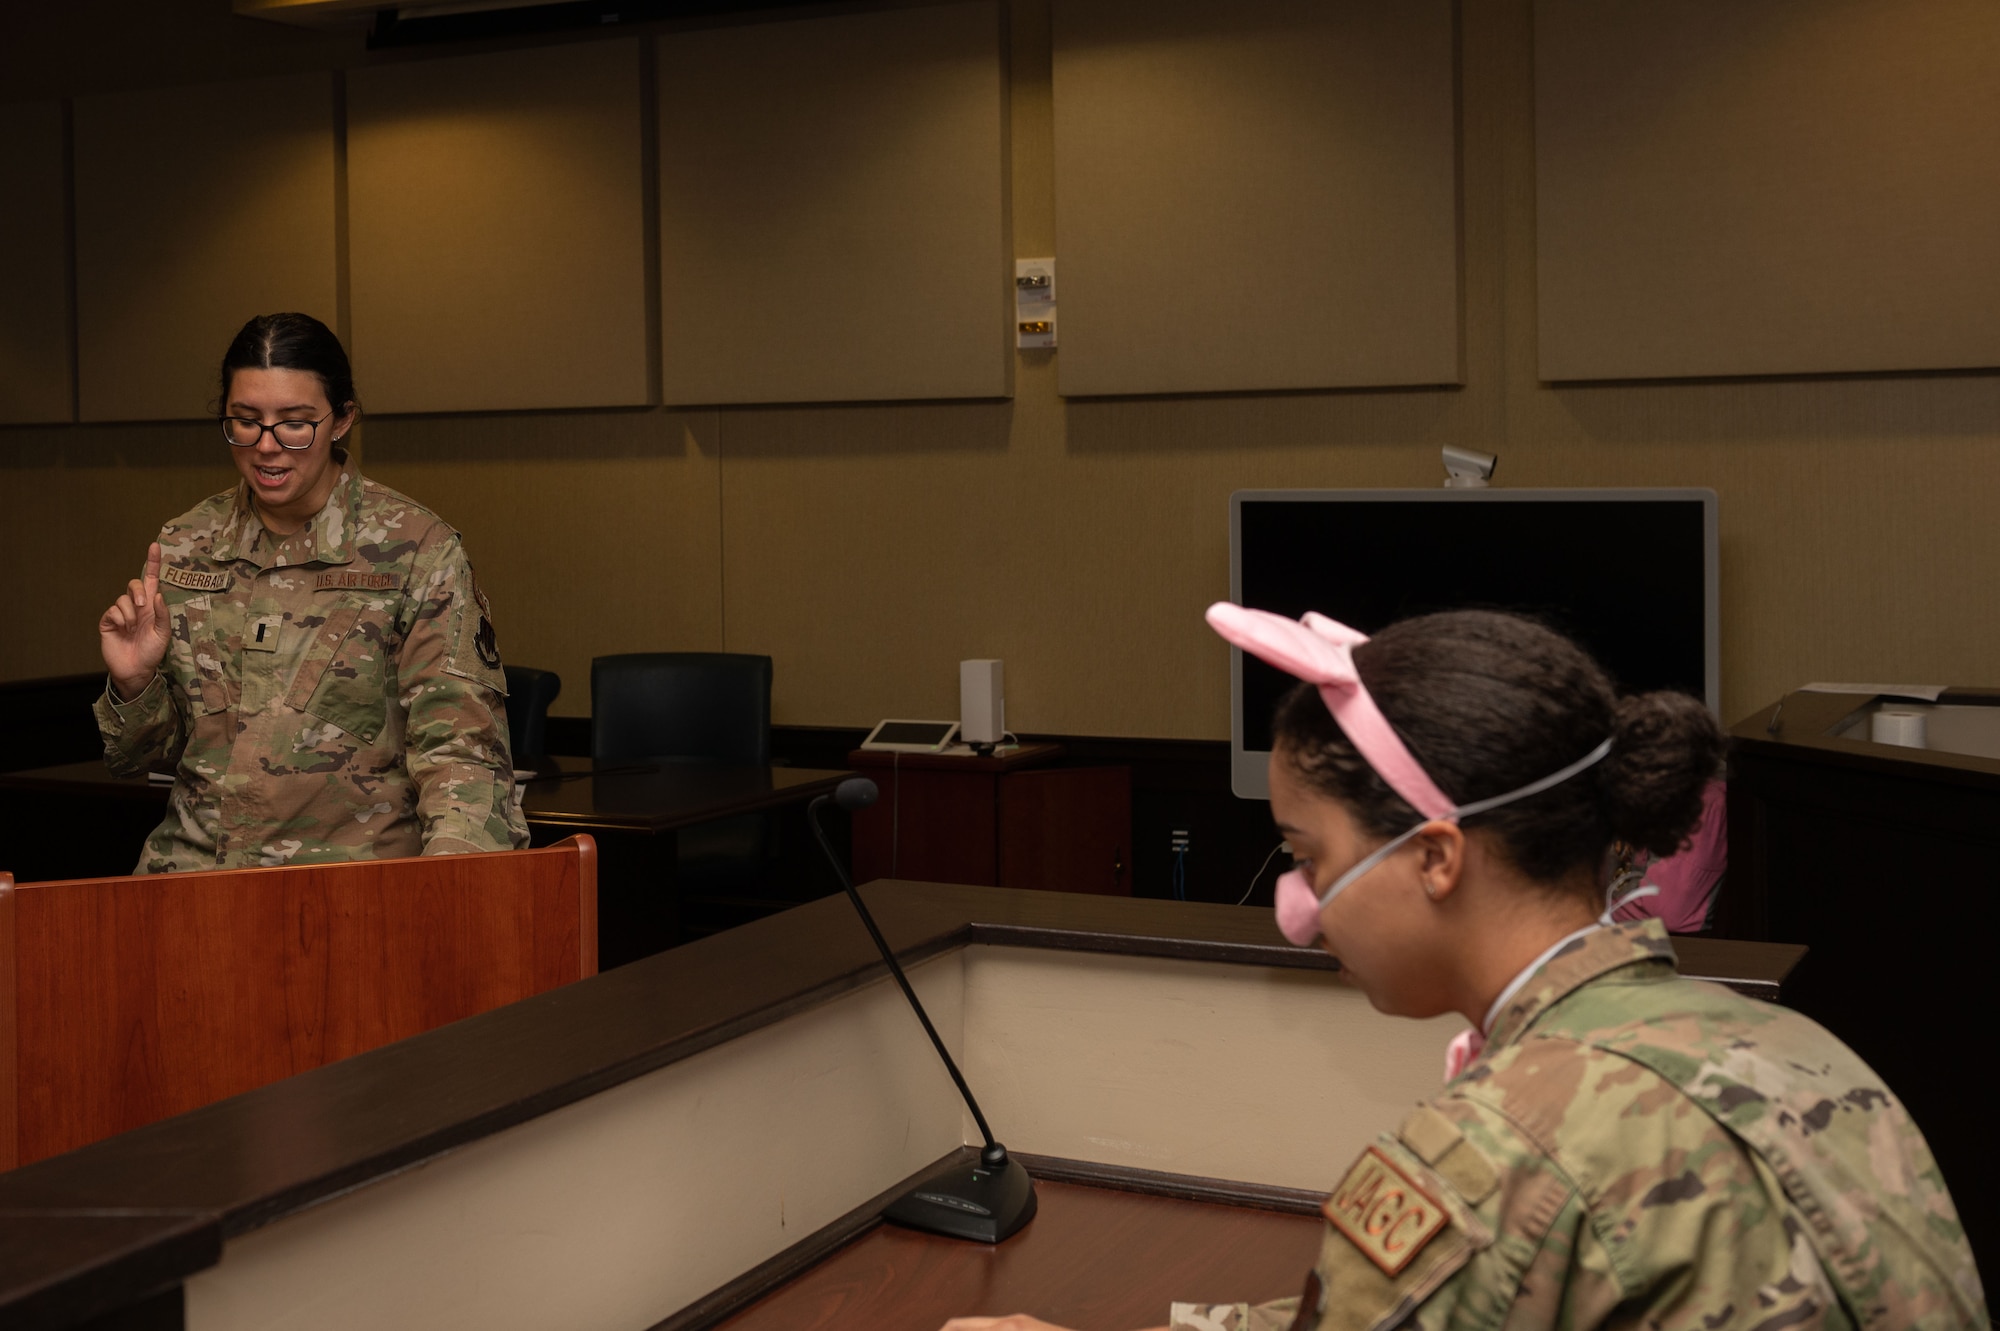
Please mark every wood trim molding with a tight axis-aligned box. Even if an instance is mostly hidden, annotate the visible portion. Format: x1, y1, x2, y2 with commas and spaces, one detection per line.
1011, 1153, 1324, 1218
0, 873, 16, 1172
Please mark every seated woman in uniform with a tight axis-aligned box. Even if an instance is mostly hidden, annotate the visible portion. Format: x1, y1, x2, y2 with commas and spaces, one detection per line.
95, 312, 527, 872
945, 608, 1984, 1331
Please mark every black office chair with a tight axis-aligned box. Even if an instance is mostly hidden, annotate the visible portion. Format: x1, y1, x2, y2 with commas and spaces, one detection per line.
591, 653, 778, 929
590, 652, 771, 765
502, 665, 562, 768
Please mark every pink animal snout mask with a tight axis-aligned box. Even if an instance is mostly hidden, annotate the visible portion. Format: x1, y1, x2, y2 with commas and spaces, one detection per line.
1272, 868, 1323, 947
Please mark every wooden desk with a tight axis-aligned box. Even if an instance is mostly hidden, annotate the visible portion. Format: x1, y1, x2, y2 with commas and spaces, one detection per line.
0, 756, 850, 968
0, 883, 1802, 1331
521, 756, 851, 834
0, 673, 105, 775
848, 745, 1132, 895
1728, 687, 2000, 1285
717, 1180, 1321, 1331
0, 761, 232, 884
0, 759, 168, 805
522, 756, 850, 963
0, 756, 848, 838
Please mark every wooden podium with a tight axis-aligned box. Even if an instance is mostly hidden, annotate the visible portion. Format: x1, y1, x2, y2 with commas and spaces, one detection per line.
847, 745, 1132, 895
0, 838, 596, 1169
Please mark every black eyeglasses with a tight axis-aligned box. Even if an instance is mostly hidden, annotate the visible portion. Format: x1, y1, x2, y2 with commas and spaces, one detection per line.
220, 410, 336, 451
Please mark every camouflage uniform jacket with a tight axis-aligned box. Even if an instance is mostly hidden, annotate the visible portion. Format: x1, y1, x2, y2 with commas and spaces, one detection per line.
1172, 921, 1986, 1331
94, 461, 529, 872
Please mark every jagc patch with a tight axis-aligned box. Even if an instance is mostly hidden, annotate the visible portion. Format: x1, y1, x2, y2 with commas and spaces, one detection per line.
161, 565, 230, 592
1324, 1147, 1449, 1275
316, 571, 400, 591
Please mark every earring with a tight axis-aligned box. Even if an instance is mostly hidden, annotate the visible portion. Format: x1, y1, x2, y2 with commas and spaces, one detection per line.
1423, 881, 1437, 899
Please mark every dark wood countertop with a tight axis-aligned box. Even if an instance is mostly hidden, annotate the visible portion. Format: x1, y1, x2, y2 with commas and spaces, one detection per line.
845, 743, 1064, 773
714, 1178, 1323, 1331
0, 881, 1805, 1330
0, 756, 854, 835
1733, 688, 2000, 789
0, 759, 173, 802
518, 756, 852, 832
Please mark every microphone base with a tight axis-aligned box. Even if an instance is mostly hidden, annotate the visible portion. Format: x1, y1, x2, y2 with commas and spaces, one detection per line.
882, 1154, 1037, 1244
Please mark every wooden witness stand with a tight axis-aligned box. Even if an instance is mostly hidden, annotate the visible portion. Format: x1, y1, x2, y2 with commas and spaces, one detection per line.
0, 836, 597, 1170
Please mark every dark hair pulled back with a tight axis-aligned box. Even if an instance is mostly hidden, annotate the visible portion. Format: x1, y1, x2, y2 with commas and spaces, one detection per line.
1273, 610, 1722, 885
217, 313, 358, 417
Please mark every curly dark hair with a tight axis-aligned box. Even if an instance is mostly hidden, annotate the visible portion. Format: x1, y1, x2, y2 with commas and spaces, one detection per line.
1274, 609, 1722, 885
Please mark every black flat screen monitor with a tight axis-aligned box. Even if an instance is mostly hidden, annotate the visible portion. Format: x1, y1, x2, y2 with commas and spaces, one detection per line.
1228, 488, 1718, 799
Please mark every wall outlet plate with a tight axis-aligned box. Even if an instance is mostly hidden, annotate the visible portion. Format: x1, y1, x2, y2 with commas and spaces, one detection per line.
1015, 258, 1056, 349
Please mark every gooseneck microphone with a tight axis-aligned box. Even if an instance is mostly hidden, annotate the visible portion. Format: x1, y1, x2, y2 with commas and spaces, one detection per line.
809, 777, 1037, 1243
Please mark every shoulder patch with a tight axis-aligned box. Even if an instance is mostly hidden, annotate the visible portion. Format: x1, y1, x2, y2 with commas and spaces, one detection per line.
1324, 1146, 1449, 1275
316, 571, 400, 591
474, 612, 500, 668
161, 565, 230, 592
468, 566, 501, 668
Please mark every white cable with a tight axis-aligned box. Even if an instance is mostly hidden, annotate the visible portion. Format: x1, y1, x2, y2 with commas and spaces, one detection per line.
1236, 840, 1289, 906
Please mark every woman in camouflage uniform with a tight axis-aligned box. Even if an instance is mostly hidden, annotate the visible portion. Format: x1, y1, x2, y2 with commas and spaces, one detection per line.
95, 313, 527, 872
943, 608, 1984, 1331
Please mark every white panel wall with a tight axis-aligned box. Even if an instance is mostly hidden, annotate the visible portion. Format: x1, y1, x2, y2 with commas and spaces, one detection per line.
347, 40, 650, 414
0, 101, 72, 424
1537, 0, 2000, 380
1052, 0, 1462, 396
657, 3, 1009, 405
73, 74, 337, 421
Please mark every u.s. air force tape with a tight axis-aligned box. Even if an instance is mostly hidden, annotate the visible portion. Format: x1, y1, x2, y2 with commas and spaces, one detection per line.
315, 571, 400, 590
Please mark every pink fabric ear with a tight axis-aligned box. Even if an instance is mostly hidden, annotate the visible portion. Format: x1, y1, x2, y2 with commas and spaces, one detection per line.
1205, 602, 1455, 820
1205, 602, 1361, 680
1299, 610, 1369, 648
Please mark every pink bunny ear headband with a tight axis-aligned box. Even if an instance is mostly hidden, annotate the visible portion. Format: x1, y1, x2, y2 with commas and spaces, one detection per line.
1205, 602, 1612, 945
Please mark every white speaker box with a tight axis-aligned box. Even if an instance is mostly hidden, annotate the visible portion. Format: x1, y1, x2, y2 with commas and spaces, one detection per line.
959, 659, 1005, 747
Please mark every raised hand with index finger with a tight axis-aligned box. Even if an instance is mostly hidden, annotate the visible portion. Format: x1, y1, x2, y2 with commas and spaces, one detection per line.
99, 541, 172, 702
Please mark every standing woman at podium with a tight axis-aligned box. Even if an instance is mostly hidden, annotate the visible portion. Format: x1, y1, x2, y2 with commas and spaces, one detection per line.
944, 608, 1984, 1331
94, 312, 528, 872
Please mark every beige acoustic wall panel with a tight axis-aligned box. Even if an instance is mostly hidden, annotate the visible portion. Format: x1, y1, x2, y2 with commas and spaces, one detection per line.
1536, 0, 2000, 381
658, 3, 1009, 404
73, 75, 336, 421
349, 40, 649, 414
0, 101, 71, 423
1051, 0, 1461, 396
